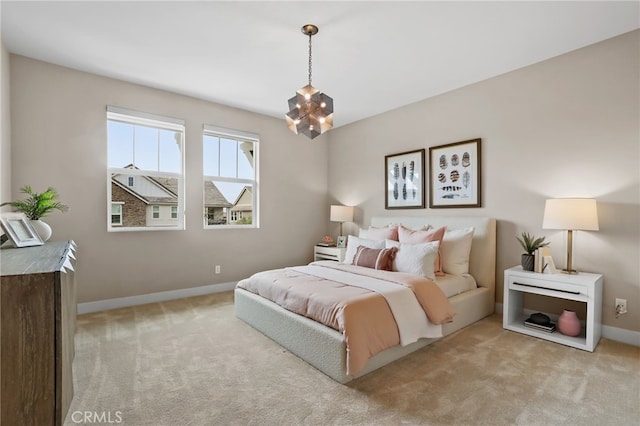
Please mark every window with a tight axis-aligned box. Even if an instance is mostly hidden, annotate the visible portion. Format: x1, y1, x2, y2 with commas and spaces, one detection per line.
203, 125, 258, 228
107, 106, 185, 231
111, 203, 123, 225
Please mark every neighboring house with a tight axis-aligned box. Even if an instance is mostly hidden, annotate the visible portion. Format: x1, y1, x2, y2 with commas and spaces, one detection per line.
229, 186, 252, 224
113, 169, 239, 227
112, 166, 236, 227
204, 181, 233, 225
111, 166, 179, 227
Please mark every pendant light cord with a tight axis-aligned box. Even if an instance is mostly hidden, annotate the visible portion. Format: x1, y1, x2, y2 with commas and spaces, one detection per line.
308, 33, 313, 86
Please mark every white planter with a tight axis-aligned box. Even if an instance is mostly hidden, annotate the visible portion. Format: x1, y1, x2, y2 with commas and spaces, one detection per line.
30, 219, 52, 242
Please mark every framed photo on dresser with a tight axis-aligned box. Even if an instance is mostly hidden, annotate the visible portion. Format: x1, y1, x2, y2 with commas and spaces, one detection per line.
0, 212, 44, 247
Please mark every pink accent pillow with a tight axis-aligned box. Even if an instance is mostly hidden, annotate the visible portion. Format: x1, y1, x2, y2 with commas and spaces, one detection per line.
358, 225, 399, 241
352, 246, 398, 271
398, 225, 446, 276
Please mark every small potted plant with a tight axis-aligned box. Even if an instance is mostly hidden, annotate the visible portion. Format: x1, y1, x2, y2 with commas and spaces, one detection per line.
516, 232, 549, 271
1, 185, 68, 241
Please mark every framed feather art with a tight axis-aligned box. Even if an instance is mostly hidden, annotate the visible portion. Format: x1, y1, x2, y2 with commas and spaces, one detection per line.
384, 149, 425, 209
429, 138, 481, 208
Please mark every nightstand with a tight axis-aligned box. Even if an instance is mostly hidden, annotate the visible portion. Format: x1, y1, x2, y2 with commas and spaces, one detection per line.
503, 266, 603, 352
314, 245, 346, 262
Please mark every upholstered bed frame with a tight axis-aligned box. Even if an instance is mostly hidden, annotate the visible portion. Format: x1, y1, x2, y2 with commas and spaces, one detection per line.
235, 216, 496, 384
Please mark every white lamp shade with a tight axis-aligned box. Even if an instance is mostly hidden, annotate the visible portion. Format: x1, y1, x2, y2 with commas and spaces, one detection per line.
330, 205, 354, 223
542, 198, 599, 231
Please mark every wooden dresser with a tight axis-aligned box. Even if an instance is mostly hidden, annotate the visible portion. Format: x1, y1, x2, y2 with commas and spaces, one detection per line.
1, 240, 77, 425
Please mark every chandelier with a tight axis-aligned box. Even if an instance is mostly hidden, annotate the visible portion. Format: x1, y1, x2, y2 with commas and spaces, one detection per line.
285, 24, 334, 139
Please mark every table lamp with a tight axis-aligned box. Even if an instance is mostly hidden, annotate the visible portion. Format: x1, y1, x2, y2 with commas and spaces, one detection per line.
330, 205, 354, 238
542, 198, 598, 274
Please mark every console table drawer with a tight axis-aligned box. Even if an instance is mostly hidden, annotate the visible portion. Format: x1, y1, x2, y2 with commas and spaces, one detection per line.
508, 276, 585, 297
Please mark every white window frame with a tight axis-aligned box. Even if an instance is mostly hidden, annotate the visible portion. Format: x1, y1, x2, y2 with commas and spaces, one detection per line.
171, 206, 178, 219
152, 205, 160, 219
203, 124, 259, 229
111, 202, 123, 226
107, 106, 185, 232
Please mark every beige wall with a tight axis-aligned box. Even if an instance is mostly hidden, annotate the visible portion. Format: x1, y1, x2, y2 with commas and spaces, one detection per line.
7, 31, 639, 333
328, 30, 640, 332
9, 55, 329, 302
1, 39, 10, 210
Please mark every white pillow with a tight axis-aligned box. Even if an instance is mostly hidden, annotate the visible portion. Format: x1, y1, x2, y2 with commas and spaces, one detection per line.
343, 236, 385, 264
440, 227, 475, 275
358, 225, 398, 241
385, 240, 439, 280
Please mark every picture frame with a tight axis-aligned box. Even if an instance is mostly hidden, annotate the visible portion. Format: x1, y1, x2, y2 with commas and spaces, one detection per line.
336, 235, 347, 248
385, 149, 425, 209
0, 212, 44, 248
429, 138, 481, 208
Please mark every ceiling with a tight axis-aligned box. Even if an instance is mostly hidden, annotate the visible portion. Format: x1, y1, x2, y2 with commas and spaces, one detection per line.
2, 1, 638, 128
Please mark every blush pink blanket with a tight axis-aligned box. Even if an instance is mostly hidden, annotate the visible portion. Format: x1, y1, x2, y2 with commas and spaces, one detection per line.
236, 261, 455, 376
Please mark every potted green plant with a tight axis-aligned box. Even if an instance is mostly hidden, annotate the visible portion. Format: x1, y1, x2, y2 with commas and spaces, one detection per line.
516, 232, 549, 271
1, 185, 68, 241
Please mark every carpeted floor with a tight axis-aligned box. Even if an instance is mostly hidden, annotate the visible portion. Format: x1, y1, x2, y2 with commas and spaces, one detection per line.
66, 291, 639, 425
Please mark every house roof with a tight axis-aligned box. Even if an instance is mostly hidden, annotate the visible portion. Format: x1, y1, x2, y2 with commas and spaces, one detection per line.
204, 181, 232, 208
230, 186, 252, 211
112, 165, 178, 205
113, 165, 232, 208
150, 177, 179, 204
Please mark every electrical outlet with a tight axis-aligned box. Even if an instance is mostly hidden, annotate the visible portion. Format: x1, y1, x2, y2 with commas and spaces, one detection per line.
615, 298, 627, 317
215, 265, 221, 274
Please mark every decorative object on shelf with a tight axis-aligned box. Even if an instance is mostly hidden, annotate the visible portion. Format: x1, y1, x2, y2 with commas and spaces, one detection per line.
524, 312, 556, 333
542, 255, 557, 274
30, 220, 52, 242
557, 309, 581, 336
336, 235, 347, 248
0, 212, 44, 247
1, 185, 68, 242
285, 24, 334, 139
385, 149, 426, 209
330, 205, 354, 242
542, 198, 599, 274
535, 246, 552, 273
528, 312, 551, 325
516, 232, 549, 271
318, 235, 335, 247
429, 138, 481, 208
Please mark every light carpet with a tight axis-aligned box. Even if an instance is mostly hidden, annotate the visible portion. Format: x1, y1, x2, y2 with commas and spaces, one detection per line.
65, 291, 639, 425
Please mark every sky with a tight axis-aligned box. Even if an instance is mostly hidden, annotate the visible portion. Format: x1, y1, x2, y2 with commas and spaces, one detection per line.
108, 120, 254, 203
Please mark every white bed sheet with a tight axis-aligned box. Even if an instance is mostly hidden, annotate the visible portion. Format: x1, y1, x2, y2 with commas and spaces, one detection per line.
436, 273, 477, 298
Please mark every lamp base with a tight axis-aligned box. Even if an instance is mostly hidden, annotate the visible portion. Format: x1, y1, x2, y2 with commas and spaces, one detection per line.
561, 268, 578, 275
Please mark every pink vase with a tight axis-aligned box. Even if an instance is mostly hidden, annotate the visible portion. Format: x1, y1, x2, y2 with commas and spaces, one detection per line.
558, 310, 581, 336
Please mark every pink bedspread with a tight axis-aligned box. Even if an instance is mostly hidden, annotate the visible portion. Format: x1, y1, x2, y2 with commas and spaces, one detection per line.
236, 261, 455, 376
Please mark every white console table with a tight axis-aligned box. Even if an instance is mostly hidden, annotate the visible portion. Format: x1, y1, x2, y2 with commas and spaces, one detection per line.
503, 266, 603, 352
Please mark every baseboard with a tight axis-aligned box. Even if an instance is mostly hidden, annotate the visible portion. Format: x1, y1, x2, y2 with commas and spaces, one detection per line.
495, 303, 640, 347
602, 324, 640, 347
77, 281, 237, 314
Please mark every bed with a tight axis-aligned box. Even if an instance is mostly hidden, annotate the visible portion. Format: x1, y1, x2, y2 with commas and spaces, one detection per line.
235, 216, 496, 384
